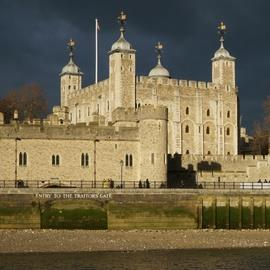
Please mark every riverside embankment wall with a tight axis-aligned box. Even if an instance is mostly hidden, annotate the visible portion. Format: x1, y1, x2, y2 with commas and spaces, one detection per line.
0, 189, 270, 230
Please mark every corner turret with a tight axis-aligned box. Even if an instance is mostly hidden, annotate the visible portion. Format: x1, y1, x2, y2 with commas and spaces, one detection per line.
109, 11, 136, 111
212, 22, 236, 87
60, 39, 83, 107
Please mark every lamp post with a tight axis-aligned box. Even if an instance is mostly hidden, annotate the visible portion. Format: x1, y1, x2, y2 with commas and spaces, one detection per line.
93, 139, 100, 188
15, 137, 21, 182
120, 160, 124, 188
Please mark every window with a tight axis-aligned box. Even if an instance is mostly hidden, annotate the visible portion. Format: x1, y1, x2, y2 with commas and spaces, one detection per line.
129, 155, 133, 167
74, 86, 76, 90
88, 107, 90, 116
227, 111, 230, 118
125, 154, 133, 167
206, 126, 210, 134
19, 152, 27, 166
115, 144, 117, 149
151, 153, 155, 165
185, 107, 189, 115
68, 85, 71, 90
107, 101, 110, 112
79, 110, 81, 119
220, 128, 222, 135
227, 152, 231, 155
186, 150, 190, 154
199, 126, 201, 133
52, 155, 60, 166
185, 125, 189, 133
207, 109, 210, 117
125, 154, 129, 166
97, 104, 99, 114
207, 151, 211, 155
226, 128, 230, 136
81, 153, 89, 167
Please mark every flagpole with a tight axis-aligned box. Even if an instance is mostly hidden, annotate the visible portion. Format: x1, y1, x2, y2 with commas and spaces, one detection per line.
95, 18, 98, 84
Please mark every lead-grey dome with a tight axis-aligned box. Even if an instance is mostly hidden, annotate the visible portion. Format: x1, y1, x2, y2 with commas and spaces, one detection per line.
149, 42, 170, 78
212, 41, 235, 61
149, 63, 170, 78
60, 59, 83, 75
111, 33, 132, 51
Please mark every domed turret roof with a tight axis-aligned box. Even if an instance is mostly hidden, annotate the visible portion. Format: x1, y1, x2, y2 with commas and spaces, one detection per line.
149, 63, 170, 78
60, 39, 83, 76
111, 33, 132, 51
212, 42, 235, 61
61, 59, 82, 75
149, 42, 170, 78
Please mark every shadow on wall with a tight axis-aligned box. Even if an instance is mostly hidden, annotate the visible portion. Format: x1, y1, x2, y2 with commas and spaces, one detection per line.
197, 161, 222, 172
167, 153, 196, 188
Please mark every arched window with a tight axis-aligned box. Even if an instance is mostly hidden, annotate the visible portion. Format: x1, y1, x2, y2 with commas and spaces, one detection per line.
206, 126, 210, 134
125, 154, 129, 167
129, 154, 133, 167
226, 127, 230, 136
52, 155, 55, 166
151, 153, 155, 165
185, 125, 189, 133
23, 153, 27, 166
227, 152, 231, 155
186, 107, 189, 115
227, 111, 230, 118
207, 109, 210, 116
19, 152, 23, 166
207, 151, 211, 155
186, 150, 190, 154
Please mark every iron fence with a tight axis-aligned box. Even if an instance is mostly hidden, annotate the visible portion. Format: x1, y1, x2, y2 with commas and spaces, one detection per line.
199, 181, 270, 190
0, 179, 167, 189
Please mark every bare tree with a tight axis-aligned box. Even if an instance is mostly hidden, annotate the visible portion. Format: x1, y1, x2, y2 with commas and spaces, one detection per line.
0, 83, 48, 123
252, 96, 270, 155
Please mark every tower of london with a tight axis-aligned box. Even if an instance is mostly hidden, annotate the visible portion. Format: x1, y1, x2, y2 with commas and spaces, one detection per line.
61, 14, 238, 156
0, 12, 269, 187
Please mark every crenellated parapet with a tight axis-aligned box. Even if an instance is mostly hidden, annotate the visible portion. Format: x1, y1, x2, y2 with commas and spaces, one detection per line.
67, 79, 109, 100
136, 76, 237, 92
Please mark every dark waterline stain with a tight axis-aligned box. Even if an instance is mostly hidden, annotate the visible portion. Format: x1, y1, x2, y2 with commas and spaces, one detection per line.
0, 248, 270, 270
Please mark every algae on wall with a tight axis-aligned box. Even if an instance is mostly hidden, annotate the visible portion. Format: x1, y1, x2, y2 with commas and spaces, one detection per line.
40, 200, 107, 229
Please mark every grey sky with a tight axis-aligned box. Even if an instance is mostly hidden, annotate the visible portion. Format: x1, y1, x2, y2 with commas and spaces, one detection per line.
0, 0, 269, 132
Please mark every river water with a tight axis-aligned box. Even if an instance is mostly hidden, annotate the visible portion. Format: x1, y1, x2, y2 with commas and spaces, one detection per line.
0, 248, 270, 270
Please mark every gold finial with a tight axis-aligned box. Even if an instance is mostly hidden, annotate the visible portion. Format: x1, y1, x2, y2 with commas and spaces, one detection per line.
118, 11, 127, 32
218, 22, 227, 39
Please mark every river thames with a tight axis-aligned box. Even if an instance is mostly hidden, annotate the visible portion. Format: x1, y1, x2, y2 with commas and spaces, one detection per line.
0, 248, 270, 269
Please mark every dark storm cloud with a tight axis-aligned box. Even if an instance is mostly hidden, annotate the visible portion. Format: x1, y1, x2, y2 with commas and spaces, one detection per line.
0, 0, 269, 132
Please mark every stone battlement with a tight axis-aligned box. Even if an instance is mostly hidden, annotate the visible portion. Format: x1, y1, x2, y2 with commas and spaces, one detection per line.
67, 79, 109, 99
136, 76, 236, 91
0, 122, 139, 141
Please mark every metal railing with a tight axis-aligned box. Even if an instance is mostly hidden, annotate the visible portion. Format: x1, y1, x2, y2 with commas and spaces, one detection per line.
0, 180, 167, 189
199, 181, 270, 190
